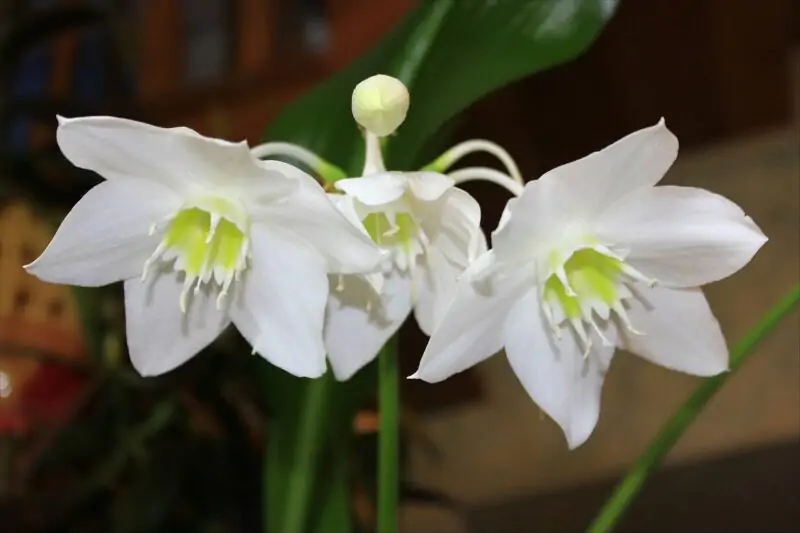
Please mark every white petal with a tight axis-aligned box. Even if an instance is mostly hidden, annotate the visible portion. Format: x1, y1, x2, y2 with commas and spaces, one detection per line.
492, 120, 678, 257
504, 289, 616, 449
413, 247, 461, 336
619, 285, 728, 376
325, 192, 385, 293
411, 252, 527, 382
419, 187, 483, 268
57, 115, 297, 198
229, 224, 329, 378
597, 185, 767, 287
124, 272, 230, 376
405, 171, 454, 202
258, 162, 385, 275
325, 271, 412, 381
25, 179, 180, 286
334, 172, 406, 205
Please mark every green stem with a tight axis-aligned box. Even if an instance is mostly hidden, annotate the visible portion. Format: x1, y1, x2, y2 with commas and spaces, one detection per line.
377, 338, 400, 533
587, 283, 800, 533
281, 375, 332, 533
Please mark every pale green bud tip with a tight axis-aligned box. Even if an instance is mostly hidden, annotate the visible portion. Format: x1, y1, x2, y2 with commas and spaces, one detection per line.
351, 74, 410, 137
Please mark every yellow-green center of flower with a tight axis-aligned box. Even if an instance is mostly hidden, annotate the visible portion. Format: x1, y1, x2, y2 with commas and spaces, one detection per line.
540, 246, 655, 357
164, 208, 245, 279
142, 198, 250, 313
363, 212, 418, 256
544, 248, 624, 320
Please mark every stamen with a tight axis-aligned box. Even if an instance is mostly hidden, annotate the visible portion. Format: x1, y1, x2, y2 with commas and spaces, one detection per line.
141, 242, 167, 281
335, 275, 345, 292
179, 276, 196, 314
620, 263, 657, 287
591, 244, 625, 262
541, 300, 562, 339
569, 317, 593, 359
448, 167, 524, 197
611, 301, 644, 336
587, 315, 614, 347
554, 265, 576, 297
217, 272, 235, 309
206, 213, 221, 244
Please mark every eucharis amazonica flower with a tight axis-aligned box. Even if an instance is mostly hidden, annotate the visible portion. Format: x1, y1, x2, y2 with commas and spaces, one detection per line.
412, 120, 768, 449
26, 116, 385, 378
253, 75, 524, 380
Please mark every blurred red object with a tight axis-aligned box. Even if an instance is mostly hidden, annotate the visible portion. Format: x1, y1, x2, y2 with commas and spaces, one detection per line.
0, 316, 89, 436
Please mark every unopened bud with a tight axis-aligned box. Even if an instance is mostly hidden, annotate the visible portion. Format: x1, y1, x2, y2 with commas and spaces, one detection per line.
351, 74, 409, 137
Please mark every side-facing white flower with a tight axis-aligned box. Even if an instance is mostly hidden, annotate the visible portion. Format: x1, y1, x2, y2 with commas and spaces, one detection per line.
26, 116, 384, 378
412, 120, 768, 449
324, 170, 486, 380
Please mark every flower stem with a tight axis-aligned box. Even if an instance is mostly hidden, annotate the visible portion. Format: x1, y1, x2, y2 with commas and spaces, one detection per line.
377, 337, 400, 533
281, 375, 331, 533
587, 283, 800, 533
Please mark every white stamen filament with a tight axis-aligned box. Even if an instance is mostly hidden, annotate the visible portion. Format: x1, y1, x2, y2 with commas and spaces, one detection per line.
554, 265, 576, 297
541, 300, 562, 339
179, 276, 200, 313
449, 167, 525, 197
611, 300, 644, 335
620, 263, 658, 287
588, 316, 613, 347
569, 317, 593, 359
439, 140, 524, 186
141, 242, 167, 281
206, 213, 221, 244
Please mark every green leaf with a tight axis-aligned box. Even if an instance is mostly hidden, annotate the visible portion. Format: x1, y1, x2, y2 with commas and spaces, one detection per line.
260, 1, 616, 532
266, 0, 617, 172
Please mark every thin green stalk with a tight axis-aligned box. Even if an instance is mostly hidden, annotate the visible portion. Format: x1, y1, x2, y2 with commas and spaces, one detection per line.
377, 338, 400, 533
281, 375, 332, 533
587, 283, 800, 533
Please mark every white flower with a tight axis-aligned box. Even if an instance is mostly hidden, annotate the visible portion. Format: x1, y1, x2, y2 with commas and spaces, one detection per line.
324, 171, 486, 380
412, 120, 768, 449
25, 116, 384, 378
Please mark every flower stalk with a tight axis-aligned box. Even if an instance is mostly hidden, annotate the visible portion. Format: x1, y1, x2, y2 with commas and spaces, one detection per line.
377, 337, 400, 533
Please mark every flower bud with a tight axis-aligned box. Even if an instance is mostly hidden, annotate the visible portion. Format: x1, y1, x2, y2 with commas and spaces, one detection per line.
351, 74, 409, 137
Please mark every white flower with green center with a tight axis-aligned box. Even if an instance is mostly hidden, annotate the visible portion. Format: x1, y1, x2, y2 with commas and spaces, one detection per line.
324, 169, 486, 380
25, 116, 385, 378
412, 120, 768, 448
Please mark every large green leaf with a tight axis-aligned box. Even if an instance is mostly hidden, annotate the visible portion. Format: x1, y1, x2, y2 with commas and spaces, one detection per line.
266, 0, 617, 172
260, 1, 617, 532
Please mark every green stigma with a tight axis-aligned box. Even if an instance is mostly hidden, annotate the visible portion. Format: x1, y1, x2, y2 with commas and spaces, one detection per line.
544, 248, 624, 319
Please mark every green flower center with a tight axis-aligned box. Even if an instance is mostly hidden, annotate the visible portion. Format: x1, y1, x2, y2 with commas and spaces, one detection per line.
164, 208, 246, 279
544, 248, 624, 320
541, 246, 655, 357
142, 199, 249, 312
363, 211, 418, 255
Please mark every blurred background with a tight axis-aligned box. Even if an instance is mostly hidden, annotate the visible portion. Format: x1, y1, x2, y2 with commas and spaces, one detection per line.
0, 0, 797, 531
